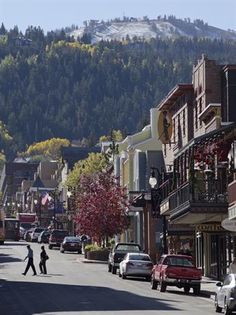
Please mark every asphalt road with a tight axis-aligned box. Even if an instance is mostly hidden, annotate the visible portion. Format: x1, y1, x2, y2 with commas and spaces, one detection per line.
0, 241, 216, 315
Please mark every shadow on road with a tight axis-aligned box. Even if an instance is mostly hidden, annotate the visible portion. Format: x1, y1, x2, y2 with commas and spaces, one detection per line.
0, 253, 22, 264
0, 279, 181, 315
2, 241, 27, 246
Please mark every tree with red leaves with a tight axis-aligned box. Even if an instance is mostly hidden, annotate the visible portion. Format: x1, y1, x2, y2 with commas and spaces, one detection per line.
75, 171, 129, 245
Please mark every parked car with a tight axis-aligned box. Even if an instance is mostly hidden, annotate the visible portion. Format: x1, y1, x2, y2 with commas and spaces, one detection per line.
23, 228, 34, 242
30, 227, 45, 242
38, 230, 51, 244
151, 254, 202, 295
48, 229, 68, 249
119, 252, 153, 280
60, 236, 82, 254
215, 274, 236, 314
20, 222, 34, 239
108, 242, 142, 274
20, 226, 26, 239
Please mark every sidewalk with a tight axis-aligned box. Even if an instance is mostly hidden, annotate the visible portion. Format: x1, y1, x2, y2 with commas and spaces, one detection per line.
77, 256, 218, 299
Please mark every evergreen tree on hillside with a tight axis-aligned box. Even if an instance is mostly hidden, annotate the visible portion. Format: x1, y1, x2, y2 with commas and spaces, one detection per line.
0, 26, 236, 158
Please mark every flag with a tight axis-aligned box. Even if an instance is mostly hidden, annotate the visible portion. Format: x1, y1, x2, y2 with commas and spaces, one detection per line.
41, 193, 49, 206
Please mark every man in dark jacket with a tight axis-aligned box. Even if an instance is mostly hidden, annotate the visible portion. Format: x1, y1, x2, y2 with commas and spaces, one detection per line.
22, 245, 37, 276
39, 246, 48, 275
39, 245, 48, 274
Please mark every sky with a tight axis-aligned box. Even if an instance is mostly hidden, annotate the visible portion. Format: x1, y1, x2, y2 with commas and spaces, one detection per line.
0, 0, 235, 33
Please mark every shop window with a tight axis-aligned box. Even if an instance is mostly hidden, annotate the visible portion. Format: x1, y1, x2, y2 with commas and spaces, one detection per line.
195, 106, 198, 129
183, 109, 186, 136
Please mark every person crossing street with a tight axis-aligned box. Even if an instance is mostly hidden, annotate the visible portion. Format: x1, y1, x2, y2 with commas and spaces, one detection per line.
22, 245, 37, 276
39, 245, 48, 274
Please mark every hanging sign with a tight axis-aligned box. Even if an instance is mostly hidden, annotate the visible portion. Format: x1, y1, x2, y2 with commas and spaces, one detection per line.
158, 110, 172, 144
221, 218, 236, 232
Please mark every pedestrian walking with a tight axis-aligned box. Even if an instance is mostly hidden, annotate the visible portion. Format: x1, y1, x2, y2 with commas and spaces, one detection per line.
39, 245, 48, 274
22, 245, 37, 276
229, 257, 236, 273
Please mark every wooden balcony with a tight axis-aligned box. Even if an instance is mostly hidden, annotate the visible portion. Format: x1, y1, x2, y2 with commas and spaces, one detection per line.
160, 179, 228, 224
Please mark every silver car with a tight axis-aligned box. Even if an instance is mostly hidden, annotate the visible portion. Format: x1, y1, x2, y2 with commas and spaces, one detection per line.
215, 273, 236, 314
119, 252, 153, 280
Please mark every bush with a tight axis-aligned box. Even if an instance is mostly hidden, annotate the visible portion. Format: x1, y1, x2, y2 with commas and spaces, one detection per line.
84, 244, 102, 252
86, 247, 110, 261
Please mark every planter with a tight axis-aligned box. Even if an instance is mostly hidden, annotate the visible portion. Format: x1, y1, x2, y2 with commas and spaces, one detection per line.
86, 249, 109, 261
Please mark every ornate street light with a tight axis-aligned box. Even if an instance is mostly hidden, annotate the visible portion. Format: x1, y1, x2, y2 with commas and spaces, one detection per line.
67, 190, 74, 235
149, 167, 168, 254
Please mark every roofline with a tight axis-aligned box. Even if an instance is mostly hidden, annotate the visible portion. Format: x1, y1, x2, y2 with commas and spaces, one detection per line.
157, 84, 193, 110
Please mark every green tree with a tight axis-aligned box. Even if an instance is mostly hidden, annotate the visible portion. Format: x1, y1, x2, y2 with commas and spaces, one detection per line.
24, 138, 70, 160
66, 152, 108, 188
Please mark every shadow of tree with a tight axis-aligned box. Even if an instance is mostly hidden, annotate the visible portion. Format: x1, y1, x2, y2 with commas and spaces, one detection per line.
0, 253, 22, 264
0, 280, 181, 315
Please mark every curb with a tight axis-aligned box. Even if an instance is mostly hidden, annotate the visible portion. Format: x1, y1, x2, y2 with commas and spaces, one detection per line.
200, 290, 216, 299
77, 258, 107, 264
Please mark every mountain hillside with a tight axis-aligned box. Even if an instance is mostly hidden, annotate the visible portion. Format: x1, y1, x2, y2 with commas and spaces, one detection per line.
69, 17, 236, 43
1, 25, 236, 158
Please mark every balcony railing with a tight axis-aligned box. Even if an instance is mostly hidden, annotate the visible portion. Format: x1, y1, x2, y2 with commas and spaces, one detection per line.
161, 178, 228, 212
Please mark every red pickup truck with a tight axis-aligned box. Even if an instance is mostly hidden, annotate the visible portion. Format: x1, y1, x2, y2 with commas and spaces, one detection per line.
151, 254, 202, 295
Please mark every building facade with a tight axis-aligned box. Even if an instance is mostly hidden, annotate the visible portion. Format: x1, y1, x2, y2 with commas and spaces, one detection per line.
158, 55, 236, 279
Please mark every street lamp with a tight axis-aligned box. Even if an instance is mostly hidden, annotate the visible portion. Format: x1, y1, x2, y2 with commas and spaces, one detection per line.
67, 190, 74, 235
149, 167, 168, 254
34, 198, 42, 226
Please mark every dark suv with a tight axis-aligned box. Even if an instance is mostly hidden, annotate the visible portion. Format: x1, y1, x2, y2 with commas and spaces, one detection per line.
48, 229, 68, 249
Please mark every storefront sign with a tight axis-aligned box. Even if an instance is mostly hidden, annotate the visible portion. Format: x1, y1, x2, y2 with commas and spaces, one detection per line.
221, 218, 236, 232
160, 200, 169, 215
196, 224, 224, 232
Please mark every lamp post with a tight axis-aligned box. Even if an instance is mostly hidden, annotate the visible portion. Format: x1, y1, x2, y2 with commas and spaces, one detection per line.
34, 198, 41, 226
149, 167, 168, 255
67, 191, 73, 235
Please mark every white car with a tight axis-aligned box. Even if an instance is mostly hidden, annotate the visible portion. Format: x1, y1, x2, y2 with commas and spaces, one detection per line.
30, 227, 45, 242
215, 273, 236, 314
119, 252, 153, 280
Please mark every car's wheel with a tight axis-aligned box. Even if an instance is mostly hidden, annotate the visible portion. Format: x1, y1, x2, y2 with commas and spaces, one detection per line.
215, 296, 222, 313
112, 266, 117, 274
224, 299, 232, 315
160, 278, 167, 292
193, 285, 201, 295
184, 285, 190, 294
151, 275, 158, 290
122, 273, 126, 279
108, 264, 112, 272
49, 245, 53, 249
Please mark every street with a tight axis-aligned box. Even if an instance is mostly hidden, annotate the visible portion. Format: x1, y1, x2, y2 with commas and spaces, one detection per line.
0, 241, 216, 315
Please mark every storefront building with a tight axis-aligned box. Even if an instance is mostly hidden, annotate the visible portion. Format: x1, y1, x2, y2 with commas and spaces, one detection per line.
158, 55, 236, 279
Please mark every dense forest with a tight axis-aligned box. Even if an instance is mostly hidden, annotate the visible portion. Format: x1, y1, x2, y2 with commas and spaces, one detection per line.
0, 23, 236, 159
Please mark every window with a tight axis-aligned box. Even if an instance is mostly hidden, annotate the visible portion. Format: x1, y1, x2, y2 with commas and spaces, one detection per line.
165, 257, 194, 267
116, 244, 141, 251
195, 105, 198, 129
129, 254, 151, 261
183, 109, 186, 136
199, 98, 202, 127
173, 118, 176, 143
